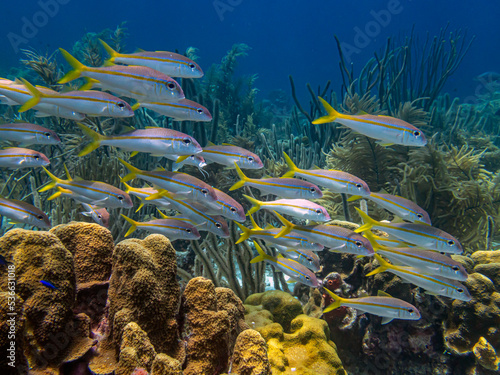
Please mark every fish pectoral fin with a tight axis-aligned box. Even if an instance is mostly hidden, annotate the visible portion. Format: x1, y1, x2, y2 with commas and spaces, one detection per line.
381, 317, 394, 325
328, 244, 346, 253
80, 211, 92, 217
424, 291, 440, 296
286, 279, 297, 284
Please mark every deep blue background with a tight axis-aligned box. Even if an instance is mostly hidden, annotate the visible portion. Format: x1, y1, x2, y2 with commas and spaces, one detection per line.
1, 0, 498, 103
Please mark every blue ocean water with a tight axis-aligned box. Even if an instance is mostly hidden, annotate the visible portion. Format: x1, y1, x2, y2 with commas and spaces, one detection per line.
1, 0, 499, 102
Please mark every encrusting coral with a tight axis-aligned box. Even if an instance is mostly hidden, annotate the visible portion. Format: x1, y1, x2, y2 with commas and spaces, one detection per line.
244, 290, 346, 375
443, 250, 500, 357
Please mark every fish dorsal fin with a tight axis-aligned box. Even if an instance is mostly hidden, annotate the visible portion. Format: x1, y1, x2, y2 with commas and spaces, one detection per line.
222, 143, 236, 147
356, 110, 368, 115
119, 125, 135, 134
378, 188, 389, 194
145, 126, 159, 129
63, 164, 72, 181
206, 141, 216, 146
377, 290, 393, 298
154, 166, 166, 171
14, 78, 23, 85
377, 115, 394, 119
264, 224, 274, 230
73, 176, 84, 181
263, 174, 272, 179
134, 48, 145, 53
359, 291, 369, 298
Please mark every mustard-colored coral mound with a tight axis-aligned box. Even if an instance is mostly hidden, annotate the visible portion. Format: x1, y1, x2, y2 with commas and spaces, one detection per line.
50, 222, 114, 284
473, 337, 500, 372
182, 277, 249, 375
0, 229, 76, 366
108, 235, 181, 357
260, 315, 345, 375
245, 290, 345, 375
230, 329, 271, 375
245, 290, 303, 332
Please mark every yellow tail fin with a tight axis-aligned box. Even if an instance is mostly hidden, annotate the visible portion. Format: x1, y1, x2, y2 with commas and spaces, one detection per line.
347, 195, 363, 202
99, 39, 119, 65
365, 254, 392, 277
119, 158, 142, 182
39, 167, 65, 192
250, 241, 273, 264
322, 288, 345, 313
235, 222, 252, 244
58, 48, 87, 84
121, 214, 138, 237
229, 163, 250, 191
47, 186, 72, 201
80, 77, 100, 91
18, 79, 44, 112
312, 97, 341, 125
248, 214, 262, 230
243, 194, 262, 215
354, 207, 380, 233
282, 152, 300, 178
131, 103, 141, 111
77, 123, 106, 156
274, 211, 295, 238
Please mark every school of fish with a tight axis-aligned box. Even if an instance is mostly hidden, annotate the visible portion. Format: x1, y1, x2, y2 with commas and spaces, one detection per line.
0, 40, 471, 324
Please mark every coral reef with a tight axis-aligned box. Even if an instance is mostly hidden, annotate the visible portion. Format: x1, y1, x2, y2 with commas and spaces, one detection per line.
245, 290, 303, 332
181, 277, 249, 375
229, 329, 271, 375
244, 290, 346, 375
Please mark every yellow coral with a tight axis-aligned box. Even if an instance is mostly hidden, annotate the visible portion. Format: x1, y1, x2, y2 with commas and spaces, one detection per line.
473, 337, 500, 371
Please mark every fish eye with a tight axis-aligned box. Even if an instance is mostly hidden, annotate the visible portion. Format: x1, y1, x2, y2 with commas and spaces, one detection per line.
355, 241, 363, 248
407, 308, 414, 313
215, 223, 222, 228
457, 288, 464, 293
201, 189, 208, 195
189, 63, 196, 69
305, 276, 310, 280
307, 257, 312, 262
44, 132, 51, 137
183, 138, 191, 144
413, 130, 421, 137
309, 187, 316, 193
186, 228, 191, 233
197, 108, 204, 114
167, 82, 176, 90
34, 154, 40, 160
452, 266, 460, 271
315, 209, 322, 214
417, 213, 423, 218
117, 195, 124, 201
117, 102, 125, 108
37, 215, 44, 220
230, 207, 237, 212
356, 183, 362, 188
447, 240, 455, 246
248, 156, 254, 162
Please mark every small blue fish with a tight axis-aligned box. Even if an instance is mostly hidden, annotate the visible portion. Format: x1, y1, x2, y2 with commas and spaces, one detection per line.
40, 280, 58, 290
